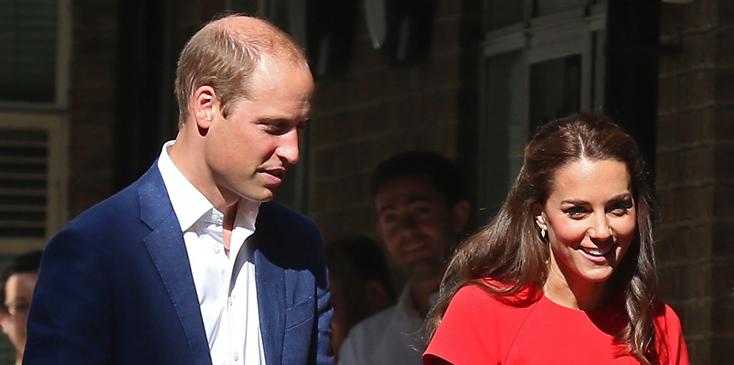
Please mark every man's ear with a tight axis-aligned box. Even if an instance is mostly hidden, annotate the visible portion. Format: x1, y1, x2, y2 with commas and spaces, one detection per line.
451, 199, 470, 233
0, 312, 10, 335
192, 85, 219, 131
364, 280, 393, 312
533, 203, 548, 230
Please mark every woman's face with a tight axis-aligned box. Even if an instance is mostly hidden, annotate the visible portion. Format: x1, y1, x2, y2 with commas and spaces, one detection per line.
538, 158, 637, 291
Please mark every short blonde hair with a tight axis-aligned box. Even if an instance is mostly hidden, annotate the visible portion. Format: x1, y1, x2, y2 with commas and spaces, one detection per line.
174, 14, 308, 126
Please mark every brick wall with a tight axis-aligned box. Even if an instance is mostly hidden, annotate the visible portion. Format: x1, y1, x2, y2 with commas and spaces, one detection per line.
67, 0, 118, 217
657, 0, 734, 363
309, 0, 474, 241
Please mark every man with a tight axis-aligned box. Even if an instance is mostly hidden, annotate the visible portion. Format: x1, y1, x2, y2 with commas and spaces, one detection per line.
339, 151, 470, 365
325, 236, 395, 361
24, 15, 331, 365
0, 250, 42, 365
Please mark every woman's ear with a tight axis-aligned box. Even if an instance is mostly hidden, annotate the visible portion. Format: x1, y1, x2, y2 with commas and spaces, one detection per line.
532, 203, 548, 231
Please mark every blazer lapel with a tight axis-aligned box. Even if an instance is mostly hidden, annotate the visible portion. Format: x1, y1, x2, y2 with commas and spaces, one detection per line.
138, 166, 212, 365
253, 224, 286, 365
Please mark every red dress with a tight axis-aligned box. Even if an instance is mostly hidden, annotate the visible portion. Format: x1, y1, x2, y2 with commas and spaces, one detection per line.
424, 284, 690, 365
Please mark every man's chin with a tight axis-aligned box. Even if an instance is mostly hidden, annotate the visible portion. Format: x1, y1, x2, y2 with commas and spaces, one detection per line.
238, 188, 276, 203
405, 261, 446, 280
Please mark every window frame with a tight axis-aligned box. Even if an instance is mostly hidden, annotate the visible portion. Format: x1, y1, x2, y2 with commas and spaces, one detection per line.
0, 0, 71, 110
476, 1, 606, 220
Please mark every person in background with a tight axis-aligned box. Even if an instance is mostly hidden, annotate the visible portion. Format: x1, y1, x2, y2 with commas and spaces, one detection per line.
339, 151, 470, 365
24, 14, 331, 365
0, 250, 42, 365
326, 236, 395, 363
424, 113, 690, 365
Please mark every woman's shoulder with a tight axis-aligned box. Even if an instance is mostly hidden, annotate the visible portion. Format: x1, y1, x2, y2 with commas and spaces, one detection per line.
652, 302, 684, 334
448, 280, 543, 320
652, 302, 690, 365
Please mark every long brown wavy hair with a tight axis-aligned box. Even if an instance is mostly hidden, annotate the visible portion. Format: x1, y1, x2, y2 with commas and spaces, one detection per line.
425, 113, 659, 364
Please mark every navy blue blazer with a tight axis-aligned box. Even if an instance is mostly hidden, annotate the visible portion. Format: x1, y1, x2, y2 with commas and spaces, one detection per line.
24, 164, 332, 365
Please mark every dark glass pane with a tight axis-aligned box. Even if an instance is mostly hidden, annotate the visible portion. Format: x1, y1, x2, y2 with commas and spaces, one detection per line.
534, 0, 584, 16
479, 52, 519, 221
486, 0, 524, 30
0, 0, 57, 103
529, 55, 581, 133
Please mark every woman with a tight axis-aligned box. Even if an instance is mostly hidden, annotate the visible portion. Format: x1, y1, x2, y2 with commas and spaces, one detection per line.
423, 113, 689, 365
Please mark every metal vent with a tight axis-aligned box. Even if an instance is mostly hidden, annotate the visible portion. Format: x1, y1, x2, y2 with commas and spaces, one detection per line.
0, 114, 66, 250
0, 128, 48, 238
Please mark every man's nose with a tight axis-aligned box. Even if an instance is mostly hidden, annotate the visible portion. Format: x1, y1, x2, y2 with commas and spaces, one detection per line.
276, 130, 300, 164
395, 215, 419, 237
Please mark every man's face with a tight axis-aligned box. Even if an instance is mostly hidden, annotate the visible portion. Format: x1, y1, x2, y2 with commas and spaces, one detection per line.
1, 272, 37, 354
204, 59, 314, 203
375, 176, 463, 279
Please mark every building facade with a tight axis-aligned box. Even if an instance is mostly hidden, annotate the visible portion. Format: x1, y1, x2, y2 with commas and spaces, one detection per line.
0, 0, 730, 363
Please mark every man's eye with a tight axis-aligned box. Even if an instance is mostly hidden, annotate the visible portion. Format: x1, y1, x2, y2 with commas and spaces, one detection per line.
265, 124, 287, 134
259, 121, 290, 135
381, 214, 397, 225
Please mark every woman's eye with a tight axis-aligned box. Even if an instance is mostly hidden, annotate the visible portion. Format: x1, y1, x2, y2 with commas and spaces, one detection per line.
609, 202, 632, 216
566, 206, 587, 218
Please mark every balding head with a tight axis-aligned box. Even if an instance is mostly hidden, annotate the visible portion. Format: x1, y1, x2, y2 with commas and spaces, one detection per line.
174, 14, 309, 126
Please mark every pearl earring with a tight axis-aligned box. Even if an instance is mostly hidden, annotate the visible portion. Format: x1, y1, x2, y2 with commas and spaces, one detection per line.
541, 229, 547, 240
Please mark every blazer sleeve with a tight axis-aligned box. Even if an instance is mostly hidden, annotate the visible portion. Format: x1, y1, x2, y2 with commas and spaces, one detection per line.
24, 227, 114, 365
315, 268, 333, 365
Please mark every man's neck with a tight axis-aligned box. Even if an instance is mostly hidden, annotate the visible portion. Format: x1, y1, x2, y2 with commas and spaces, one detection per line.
168, 132, 238, 213
408, 273, 443, 318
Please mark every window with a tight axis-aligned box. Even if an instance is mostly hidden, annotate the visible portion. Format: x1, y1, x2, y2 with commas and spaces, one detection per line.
0, 0, 69, 251
0, 0, 69, 107
477, 0, 606, 220
0, 114, 67, 253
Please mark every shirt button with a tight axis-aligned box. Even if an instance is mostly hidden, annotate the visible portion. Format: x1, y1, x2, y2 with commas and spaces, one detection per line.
228, 297, 233, 307
233, 352, 239, 361
213, 244, 221, 254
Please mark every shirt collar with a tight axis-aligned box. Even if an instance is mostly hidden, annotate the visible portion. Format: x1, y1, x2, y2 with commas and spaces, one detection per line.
157, 140, 260, 232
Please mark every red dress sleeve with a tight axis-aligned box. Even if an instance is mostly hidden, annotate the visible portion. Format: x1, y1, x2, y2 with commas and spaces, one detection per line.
423, 286, 500, 365
656, 305, 691, 365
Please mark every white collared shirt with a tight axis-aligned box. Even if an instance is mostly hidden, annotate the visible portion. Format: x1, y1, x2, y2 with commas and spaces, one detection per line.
338, 285, 429, 365
157, 141, 267, 365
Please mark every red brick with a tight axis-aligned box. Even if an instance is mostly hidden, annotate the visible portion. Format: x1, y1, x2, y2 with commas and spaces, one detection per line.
437, 0, 461, 19
658, 75, 682, 113
720, 0, 734, 27
680, 0, 717, 32
715, 67, 734, 104
657, 223, 713, 263
678, 32, 717, 71
313, 173, 372, 213
715, 143, 734, 180
712, 219, 734, 257
679, 70, 716, 108
716, 27, 734, 67
313, 204, 376, 241
660, 3, 683, 37
712, 338, 734, 365
715, 107, 734, 140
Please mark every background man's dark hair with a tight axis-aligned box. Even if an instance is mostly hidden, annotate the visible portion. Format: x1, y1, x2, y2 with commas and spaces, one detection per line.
326, 236, 395, 328
370, 150, 467, 206
0, 250, 42, 307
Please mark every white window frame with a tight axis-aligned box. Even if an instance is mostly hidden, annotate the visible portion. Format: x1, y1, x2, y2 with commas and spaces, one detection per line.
0, 113, 68, 253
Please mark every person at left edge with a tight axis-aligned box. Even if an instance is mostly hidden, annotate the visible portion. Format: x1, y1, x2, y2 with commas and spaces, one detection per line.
23, 14, 331, 365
